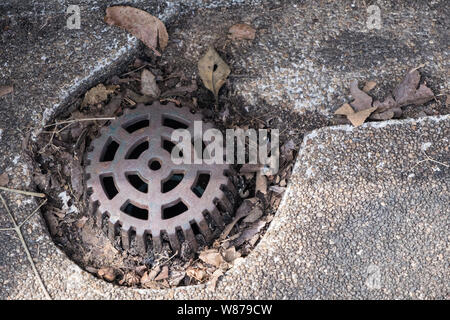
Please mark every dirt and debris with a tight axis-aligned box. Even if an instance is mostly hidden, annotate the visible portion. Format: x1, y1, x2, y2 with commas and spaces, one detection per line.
335, 67, 435, 126
29, 50, 297, 288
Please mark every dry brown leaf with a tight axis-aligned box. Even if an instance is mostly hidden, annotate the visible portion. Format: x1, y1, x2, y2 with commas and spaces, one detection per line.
0, 173, 9, 187
186, 267, 206, 281
0, 85, 13, 97
154, 266, 169, 281
198, 47, 230, 102
98, 267, 116, 282
228, 23, 256, 40
255, 172, 267, 194
140, 69, 160, 97
220, 199, 256, 239
222, 246, 241, 263
105, 6, 168, 56
209, 269, 223, 291
350, 80, 373, 112
75, 216, 88, 229
347, 106, 377, 127
393, 69, 434, 106
334, 103, 354, 116
362, 81, 377, 93
243, 206, 263, 223
81, 84, 116, 107
199, 249, 224, 267
234, 220, 267, 247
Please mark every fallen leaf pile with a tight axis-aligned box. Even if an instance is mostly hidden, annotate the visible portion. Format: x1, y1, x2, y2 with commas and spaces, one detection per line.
335, 68, 435, 126
105, 6, 168, 56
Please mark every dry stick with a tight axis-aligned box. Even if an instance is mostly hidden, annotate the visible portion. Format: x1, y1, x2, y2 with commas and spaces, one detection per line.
0, 199, 47, 231
0, 193, 51, 299
43, 117, 116, 128
410, 151, 449, 171
0, 186, 46, 198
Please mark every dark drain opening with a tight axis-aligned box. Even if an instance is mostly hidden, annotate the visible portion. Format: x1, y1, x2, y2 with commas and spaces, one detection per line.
192, 173, 210, 198
162, 139, 183, 157
162, 200, 188, 219
149, 159, 162, 170
126, 174, 148, 193
101, 139, 119, 162
162, 173, 184, 193
123, 118, 150, 133
101, 176, 118, 199
126, 140, 149, 159
121, 202, 148, 220
163, 116, 189, 129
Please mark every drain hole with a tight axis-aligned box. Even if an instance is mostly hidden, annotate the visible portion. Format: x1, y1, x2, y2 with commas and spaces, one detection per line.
121, 202, 148, 220
123, 118, 149, 133
101, 176, 118, 199
149, 159, 161, 171
162, 173, 184, 193
126, 141, 148, 159
190, 221, 201, 235
163, 116, 188, 129
163, 139, 184, 157
192, 173, 210, 198
162, 200, 188, 219
126, 174, 148, 193
100, 139, 119, 162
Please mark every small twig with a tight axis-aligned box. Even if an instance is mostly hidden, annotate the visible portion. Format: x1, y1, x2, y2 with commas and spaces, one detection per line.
409, 151, 449, 171
43, 117, 116, 128
0, 186, 46, 198
0, 193, 51, 299
19, 199, 48, 228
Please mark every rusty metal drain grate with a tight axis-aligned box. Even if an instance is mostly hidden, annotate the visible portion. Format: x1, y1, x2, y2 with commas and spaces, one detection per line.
85, 102, 234, 254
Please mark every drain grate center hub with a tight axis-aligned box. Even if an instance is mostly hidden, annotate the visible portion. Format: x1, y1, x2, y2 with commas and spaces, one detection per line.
85, 102, 234, 254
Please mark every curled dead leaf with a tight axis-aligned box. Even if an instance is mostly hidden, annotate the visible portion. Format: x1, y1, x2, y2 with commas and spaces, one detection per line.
362, 81, 377, 93
105, 6, 168, 56
82, 84, 117, 107
140, 69, 160, 97
186, 267, 206, 281
350, 80, 373, 112
228, 23, 256, 40
393, 69, 434, 106
0, 85, 13, 97
199, 249, 224, 267
0, 173, 9, 187
346, 107, 377, 127
209, 269, 223, 291
98, 267, 116, 282
335, 103, 354, 116
198, 47, 230, 103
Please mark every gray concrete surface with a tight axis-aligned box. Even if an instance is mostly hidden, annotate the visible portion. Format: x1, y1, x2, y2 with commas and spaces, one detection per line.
0, 0, 448, 299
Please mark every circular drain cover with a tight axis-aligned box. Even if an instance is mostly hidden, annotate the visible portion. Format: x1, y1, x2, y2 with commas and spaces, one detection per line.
85, 102, 234, 254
